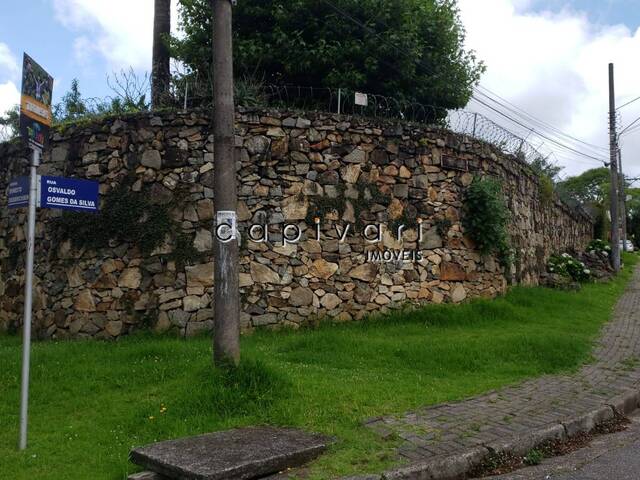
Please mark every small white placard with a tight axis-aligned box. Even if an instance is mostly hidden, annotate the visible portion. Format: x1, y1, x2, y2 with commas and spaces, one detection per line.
355, 92, 368, 107
216, 210, 238, 243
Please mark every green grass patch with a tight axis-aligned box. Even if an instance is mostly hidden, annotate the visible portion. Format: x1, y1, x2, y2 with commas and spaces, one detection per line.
0, 253, 637, 479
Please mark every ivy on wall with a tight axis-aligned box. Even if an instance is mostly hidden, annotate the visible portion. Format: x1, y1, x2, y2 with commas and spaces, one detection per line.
463, 177, 511, 266
53, 181, 200, 266
305, 179, 391, 230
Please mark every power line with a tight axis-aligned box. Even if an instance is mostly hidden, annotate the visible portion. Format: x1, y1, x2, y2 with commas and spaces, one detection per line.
474, 85, 609, 153
620, 114, 640, 136
549, 150, 608, 168
617, 94, 640, 111
472, 88, 609, 158
471, 96, 608, 164
620, 123, 640, 138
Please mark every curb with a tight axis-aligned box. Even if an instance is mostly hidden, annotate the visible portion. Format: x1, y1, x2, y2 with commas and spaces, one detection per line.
132, 389, 640, 480
362, 388, 640, 480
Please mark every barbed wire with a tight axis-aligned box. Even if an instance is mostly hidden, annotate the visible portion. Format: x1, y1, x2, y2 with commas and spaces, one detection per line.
0, 80, 569, 167
171, 81, 549, 164
0, 79, 593, 218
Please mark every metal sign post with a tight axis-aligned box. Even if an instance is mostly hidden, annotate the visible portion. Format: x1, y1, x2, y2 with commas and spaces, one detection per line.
17, 52, 53, 451
19, 147, 40, 450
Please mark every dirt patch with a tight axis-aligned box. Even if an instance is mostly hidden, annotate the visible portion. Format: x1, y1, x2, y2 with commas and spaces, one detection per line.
469, 414, 630, 478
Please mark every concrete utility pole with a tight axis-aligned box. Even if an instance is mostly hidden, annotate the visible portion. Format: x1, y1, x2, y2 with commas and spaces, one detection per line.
608, 63, 621, 272
212, 0, 240, 367
619, 149, 628, 252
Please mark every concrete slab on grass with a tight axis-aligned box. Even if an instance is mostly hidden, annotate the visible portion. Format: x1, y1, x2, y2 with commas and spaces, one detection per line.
130, 427, 332, 480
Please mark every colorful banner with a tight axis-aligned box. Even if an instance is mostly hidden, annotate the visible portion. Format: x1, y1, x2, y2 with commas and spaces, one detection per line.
19, 53, 54, 150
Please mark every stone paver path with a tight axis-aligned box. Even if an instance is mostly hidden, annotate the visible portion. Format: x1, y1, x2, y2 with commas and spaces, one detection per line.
366, 267, 640, 463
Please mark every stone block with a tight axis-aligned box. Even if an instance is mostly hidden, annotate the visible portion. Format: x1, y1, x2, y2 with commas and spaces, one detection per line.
130, 427, 331, 480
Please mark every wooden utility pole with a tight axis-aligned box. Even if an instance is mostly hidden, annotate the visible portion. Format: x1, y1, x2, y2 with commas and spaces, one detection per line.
619, 149, 628, 251
212, 0, 240, 367
608, 63, 621, 272
152, 0, 171, 108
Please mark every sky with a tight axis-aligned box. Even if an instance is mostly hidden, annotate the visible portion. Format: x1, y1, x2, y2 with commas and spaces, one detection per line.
1, 0, 640, 179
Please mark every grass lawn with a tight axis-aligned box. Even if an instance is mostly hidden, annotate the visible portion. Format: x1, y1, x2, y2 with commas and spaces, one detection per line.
1, 253, 637, 480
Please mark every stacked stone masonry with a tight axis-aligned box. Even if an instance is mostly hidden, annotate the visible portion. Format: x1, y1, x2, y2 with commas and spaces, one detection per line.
0, 109, 593, 339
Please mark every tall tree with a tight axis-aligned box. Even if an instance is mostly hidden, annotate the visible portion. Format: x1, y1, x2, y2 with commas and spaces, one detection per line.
557, 168, 611, 205
627, 188, 640, 245
557, 167, 635, 241
171, 0, 484, 112
152, 0, 172, 108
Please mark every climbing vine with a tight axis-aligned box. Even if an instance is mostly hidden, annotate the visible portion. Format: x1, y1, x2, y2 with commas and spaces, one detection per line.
305, 178, 391, 230
462, 177, 511, 266
53, 181, 200, 265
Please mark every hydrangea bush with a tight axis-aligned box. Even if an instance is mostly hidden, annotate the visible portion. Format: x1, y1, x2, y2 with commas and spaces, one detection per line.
548, 253, 591, 282
587, 239, 611, 256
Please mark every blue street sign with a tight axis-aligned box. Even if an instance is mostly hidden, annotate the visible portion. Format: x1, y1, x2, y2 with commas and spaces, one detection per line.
40, 176, 99, 212
8, 177, 30, 209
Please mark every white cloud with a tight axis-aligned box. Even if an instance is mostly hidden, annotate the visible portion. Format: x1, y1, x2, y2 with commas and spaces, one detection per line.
52, 0, 180, 71
0, 43, 20, 119
458, 0, 640, 178
0, 42, 19, 80
0, 81, 19, 114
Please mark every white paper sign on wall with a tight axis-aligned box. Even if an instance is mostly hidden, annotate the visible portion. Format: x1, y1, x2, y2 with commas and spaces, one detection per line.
354, 92, 368, 107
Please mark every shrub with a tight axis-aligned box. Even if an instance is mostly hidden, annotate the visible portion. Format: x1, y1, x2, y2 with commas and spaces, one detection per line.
587, 239, 611, 256
463, 177, 511, 266
538, 175, 554, 205
548, 253, 591, 282
524, 449, 543, 466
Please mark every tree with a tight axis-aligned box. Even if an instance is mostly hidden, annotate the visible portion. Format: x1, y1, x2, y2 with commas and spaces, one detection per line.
171, 0, 484, 111
557, 168, 634, 241
626, 187, 640, 245
152, 0, 172, 109
53, 79, 89, 122
0, 105, 19, 142
54, 75, 149, 123
557, 168, 611, 205
529, 156, 563, 182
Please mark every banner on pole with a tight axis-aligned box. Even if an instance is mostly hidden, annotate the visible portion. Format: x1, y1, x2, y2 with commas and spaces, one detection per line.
19, 53, 54, 150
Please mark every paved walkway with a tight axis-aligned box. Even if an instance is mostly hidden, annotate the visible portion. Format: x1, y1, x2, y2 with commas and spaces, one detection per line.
366, 266, 640, 464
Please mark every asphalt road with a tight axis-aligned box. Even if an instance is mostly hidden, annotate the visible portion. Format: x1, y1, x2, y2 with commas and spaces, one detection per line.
481, 413, 640, 480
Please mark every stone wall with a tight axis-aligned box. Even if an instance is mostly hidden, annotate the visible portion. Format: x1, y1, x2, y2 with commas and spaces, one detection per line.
0, 109, 593, 339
